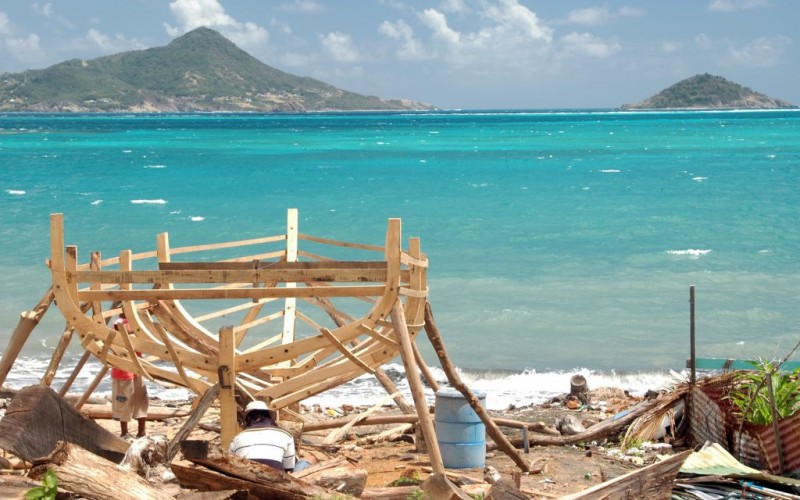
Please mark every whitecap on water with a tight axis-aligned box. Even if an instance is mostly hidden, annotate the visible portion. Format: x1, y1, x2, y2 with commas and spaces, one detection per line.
6, 189, 25, 195
665, 249, 711, 258
190, 216, 205, 222
90, 200, 103, 206
130, 199, 167, 204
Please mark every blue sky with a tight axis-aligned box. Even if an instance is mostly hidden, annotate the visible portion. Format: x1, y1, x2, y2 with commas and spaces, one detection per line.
0, 0, 796, 109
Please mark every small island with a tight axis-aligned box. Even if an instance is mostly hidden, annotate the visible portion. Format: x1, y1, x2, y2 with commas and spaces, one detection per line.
620, 73, 795, 110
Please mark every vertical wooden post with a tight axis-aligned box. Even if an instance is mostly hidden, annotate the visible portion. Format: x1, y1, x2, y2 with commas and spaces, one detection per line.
765, 375, 785, 475
279, 208, 298, 368
689, 285, 696, 385
59, 350, 92, 397
391, 301, 445, 475
219, 325, 237, 448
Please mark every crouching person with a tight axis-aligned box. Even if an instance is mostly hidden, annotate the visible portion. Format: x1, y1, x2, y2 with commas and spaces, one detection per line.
229, 400, 311, 473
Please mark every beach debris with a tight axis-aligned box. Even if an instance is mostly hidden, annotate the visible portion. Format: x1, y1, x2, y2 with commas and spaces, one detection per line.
0, 384, 128, 463
570, 374, 590, 406
559, 449, 691, 500
291, 456, 368, 496
28, 440, 172, 500
119, 434, 174, 483
177, 440, 345, 499
555, 414, 586, 436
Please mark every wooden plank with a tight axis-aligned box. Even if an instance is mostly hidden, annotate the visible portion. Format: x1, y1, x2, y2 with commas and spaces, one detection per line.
166, 384, 221, 462
78, 285, 386, 301
71, 267, 393, 284
161, 260, 389, 270
298, 233, 384, 252
167, 233, 286, 255
319, 327, 375, 375
689, 358, 800, 371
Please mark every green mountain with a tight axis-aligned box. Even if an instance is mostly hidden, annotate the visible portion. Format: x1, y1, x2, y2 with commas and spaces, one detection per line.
0, 27, 433, 112
621, 74, 794, 110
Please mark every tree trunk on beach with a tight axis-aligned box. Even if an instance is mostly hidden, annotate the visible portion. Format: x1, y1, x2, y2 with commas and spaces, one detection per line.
28, 441, 172, 500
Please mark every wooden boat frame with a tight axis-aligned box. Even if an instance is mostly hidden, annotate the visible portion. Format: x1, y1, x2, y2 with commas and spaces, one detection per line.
6, 209, 429, 445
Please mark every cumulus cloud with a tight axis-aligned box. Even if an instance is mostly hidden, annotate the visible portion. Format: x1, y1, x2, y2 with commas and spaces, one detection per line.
277, 0, 325, 13
85, 28, 146, 53
164, 0, 268, 48
559, 32, 620, 58
708, 0, 768, 12
320, 31, 362, 62
567, 6, 611, 26
727, 35, 790, 67
567, 5, 645, 25
438, 0, 468, 13
5, 33, 44, 61
379, 19, 428, 60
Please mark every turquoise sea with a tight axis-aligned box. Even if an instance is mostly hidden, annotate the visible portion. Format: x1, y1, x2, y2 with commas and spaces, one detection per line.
1, 110, 799, 408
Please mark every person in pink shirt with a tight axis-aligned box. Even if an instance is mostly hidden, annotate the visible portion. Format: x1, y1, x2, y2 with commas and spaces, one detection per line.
110, 312, 148, 438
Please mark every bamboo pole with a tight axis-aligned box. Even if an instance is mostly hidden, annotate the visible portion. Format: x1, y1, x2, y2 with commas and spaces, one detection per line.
0, 288, 55, 388
391, 300, 445, 475
424, 301, 531, 473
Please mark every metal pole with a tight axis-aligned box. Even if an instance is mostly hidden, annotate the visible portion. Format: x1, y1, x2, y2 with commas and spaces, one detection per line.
689, 285, 696, 385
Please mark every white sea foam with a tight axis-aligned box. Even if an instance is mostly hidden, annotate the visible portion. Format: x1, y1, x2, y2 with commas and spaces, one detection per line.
600, 169, 620, 173
90, 199, 103, 206
130, 199, 167, 204
122, 150, 133, 154
666, 249, 711, 258
190, 216, 205, 222
144, 164, 167, 169
692, 176, 708, 182
6, 189, 25, 195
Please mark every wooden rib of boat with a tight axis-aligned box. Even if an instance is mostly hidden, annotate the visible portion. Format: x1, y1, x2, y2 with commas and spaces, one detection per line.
38, 209, 428, 445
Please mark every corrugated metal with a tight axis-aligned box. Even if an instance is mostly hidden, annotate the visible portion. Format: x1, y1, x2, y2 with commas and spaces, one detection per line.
689, 386, 726, 447
743, 412, 800, 475
689, 373, 800, 476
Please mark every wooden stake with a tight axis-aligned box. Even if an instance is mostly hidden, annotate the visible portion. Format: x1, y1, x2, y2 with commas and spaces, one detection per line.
218, 325, 237, 448
0, 288, 55, 388
424, 301, 531, 472
391, 301, 445, 475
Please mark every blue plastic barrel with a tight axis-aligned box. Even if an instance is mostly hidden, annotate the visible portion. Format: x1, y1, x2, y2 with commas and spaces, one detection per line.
434, 387, 486, 469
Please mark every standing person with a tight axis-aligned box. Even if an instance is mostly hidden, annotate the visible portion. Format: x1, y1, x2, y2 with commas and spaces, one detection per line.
110, 312, 148, 438
228, 400, 311, 472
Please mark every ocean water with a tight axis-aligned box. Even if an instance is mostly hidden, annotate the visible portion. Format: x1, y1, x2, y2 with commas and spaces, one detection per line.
1, 110, 799, 409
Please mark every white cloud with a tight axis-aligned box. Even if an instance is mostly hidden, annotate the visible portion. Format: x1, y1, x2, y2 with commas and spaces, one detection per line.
482, 0, 552, 43
708, 0, 768, 12
559, 32, 620, 58
379, 19, 428, 60
694, 33, 714, 50
320, 32, 361, 62
567, 6, 611, 26
727, 35, 790, 67
85, 29, 146, 53
33, 2, 53, 17
4, 33, 44, 62
419, 9, 461, 46
661, 40, 681, 53
438, 0, 468, 13
0, 12, 11, 36
164, 0, 268, 48
618, 7, 645, 18
277, 1, 326, 13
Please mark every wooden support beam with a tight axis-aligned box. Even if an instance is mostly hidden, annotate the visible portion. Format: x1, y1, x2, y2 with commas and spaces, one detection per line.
167, 384, 221, 462
219, 326, 237, 448
0, 287, 55, 388
424, 301, 531, 473
78, 285, 386, 301
391, 300, 444, 475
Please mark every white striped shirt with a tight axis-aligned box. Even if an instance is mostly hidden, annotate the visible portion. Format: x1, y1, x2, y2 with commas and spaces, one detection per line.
229, 425, 297, 472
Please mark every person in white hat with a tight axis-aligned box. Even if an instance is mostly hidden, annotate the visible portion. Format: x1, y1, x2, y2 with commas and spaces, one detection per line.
228, 400, 311, 472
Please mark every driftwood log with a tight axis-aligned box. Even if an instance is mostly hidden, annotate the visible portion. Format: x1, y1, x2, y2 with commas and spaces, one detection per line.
178, 440, 344, 499
79, 403, 190, 420
0, 384, 128, 463
28, 441, 172, 500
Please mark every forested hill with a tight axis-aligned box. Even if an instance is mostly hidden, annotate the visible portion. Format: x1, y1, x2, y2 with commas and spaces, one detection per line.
620, 74, 794, 110
0, 27, 433, 113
